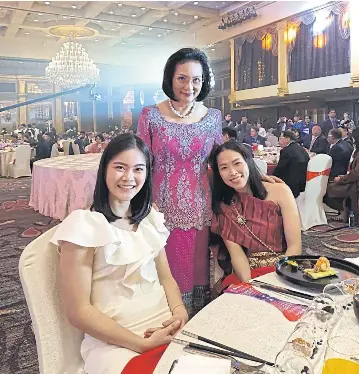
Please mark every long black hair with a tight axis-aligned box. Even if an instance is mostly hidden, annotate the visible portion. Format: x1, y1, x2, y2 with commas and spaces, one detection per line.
210, 141, 267, 214
91, 133, 152, 224
162, 47, 212, 102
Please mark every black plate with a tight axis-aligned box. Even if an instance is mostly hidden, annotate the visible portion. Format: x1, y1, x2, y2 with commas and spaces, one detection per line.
276, 255, 359, 291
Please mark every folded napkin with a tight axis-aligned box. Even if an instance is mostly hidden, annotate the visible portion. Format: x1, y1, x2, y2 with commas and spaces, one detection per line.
225, 283, 307, 322
345, 257, 359, 267
171, 355, 231, 374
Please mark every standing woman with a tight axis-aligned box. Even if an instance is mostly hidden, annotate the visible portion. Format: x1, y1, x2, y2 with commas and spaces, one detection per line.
137, 48, 222, 316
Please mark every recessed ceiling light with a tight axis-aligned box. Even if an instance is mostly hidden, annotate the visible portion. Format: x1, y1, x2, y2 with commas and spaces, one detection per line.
119, 23, 123, 26
25, 32, 30, 35
121, 42, 126, 45
95, 39, 99, 42
141, 7, 146, 10
97, 20, 102, 23
109, 11, 114, 14
137, 44, 142, 47
182, 21, 187, 25
223, 1, 226, 3
174, 12, 178, 15
19, 61, 23, 64
38, 13, 43, 16
211, 48, 216, 51
140, 32, 143, 35
117, 3, 122, 6
157, 34, 162, 37
44, 1, 50, 4
71, 5, 77, 9
63, 16, 68, 19
34, 19, 39, 22
163, 19, 168, 22
46, 34, 50, 36
131, 14, 136, 17
148, 27, 152, 31
111, 28, 115, 31
194, 1, 198, 4
220, 56, 223, 59
194, 15, 198, 19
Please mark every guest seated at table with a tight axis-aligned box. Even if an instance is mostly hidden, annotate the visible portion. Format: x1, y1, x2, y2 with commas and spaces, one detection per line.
210, 142, 301, 283
30, 133, 54, 171
327, 128, 352, 181
49, 134, 188, 373
302, 125, 328, 155
85, 133, 107, 154
10, 133, 19, 144
273, 131, 310, 198
23, 133, 36, 147
244, 127, 266, 146
338, 125, 354, 151
325, 128, 359, 222
222, 127, 237, 142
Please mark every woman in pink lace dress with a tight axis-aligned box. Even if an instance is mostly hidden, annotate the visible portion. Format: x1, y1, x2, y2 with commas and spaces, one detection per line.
137, 48, 222, 316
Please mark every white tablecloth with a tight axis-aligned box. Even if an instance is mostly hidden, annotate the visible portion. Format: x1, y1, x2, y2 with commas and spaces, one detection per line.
29, 154, 101, 220
154, 273, 359, 374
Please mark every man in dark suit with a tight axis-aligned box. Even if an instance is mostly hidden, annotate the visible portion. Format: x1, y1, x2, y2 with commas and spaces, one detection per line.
303, 125, 329, 154
235, 116, 251, 143
327, 129, 352, 180
321, 109, 340, 137
244, 127, 266, 146
273, 130, 310, 198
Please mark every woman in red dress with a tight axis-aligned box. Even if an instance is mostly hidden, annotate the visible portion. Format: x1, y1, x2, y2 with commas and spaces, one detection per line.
210, 141, 301, 283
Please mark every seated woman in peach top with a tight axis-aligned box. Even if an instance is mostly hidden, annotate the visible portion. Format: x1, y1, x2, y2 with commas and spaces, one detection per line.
85, 133, 108, 154
210, 141, 301, 282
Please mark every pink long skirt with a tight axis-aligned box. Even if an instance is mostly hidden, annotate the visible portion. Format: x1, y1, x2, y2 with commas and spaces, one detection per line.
165, 226, 210, 317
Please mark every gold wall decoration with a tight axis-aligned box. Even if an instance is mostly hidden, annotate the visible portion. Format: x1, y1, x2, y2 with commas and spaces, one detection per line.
49, 25, 96, 38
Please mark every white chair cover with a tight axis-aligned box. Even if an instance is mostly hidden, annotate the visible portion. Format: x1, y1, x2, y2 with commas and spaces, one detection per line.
267, 135, 279, 147
8, 145, 31, 178
253, 159, 268, 175
296, 154, 332, 231
51, 143, 59, 157
62, 140, 71, 156
72, 143, 80, 155
19, 227, 85, 374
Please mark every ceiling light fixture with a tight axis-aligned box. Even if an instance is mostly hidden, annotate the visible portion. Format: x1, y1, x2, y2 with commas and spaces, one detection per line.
25, 32, 30, 35
117, 3, 122, 6
95, 39, 99, 42
194, 15, 198, 19
211, 48, 216, 51
34, 19, 39, 22
137, 44, 142, 47
19, 61, 23, 64
121, 42, 126, 44
157, 34, 161, 37
71, 5, 77, 9
44, 1, 50, 4
46, 34, 51, 36
109, 11, 114, 14
63, 16, 68, 19
141, 7, 146, 10
111, 28, 115, 31
38, 13, 43, 15
174, 12, 178, 15
131, 14, 136, 17
45, 37, 100, 89
164, 19, 168, 22
182, 21, 187, 24
194, 1, 198, 4
218, 6, 257, 30
148, 27, 152, 30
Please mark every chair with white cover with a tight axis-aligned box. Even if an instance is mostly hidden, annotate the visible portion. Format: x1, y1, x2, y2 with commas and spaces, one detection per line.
8, 145, 32, 178
72, 143, 80, 155
19, 226, 84, 374
296, 154, 332, 231
62, 140, 71, 156
267, 135, 279, 147
253, 158, 268, 175
50, 143, 59, 157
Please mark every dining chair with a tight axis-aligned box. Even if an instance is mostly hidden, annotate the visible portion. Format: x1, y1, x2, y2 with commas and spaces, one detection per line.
19, 227, 85, 374
296, 154, 332, 231
253, 158, 268, 175
8, 145, 32, 178
50, 143, 59, 157
62, 140, 71, 156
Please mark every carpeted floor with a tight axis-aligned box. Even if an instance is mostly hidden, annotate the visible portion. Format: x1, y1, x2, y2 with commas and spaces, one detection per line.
1, 177, 359, 374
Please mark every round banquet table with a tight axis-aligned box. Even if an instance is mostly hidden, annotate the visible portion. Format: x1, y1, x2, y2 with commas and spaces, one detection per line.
154, 272, 359, 374
29, 154, 101, 220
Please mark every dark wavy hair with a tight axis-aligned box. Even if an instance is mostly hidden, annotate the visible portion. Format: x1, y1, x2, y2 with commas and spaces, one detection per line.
95, 133, 105, 142
210, 141, 267, 214
162, 47, 211, 102
91, 134, 152, 224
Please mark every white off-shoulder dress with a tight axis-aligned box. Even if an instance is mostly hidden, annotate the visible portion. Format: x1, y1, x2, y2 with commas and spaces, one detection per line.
50, 208, 172, 374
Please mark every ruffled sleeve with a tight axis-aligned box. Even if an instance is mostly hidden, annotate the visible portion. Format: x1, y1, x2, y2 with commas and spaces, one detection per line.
50, 209, 119, 248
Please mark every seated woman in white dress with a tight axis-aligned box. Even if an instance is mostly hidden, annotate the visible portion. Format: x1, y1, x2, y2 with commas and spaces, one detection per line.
50, 134, 188, 373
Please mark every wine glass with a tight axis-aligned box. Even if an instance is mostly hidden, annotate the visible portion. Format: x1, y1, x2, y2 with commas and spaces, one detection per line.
354, 293, 359, 322
322, 336, 359, 374
274, 349, 314, 374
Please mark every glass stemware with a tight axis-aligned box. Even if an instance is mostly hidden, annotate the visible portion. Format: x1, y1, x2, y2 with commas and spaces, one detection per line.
274, 349, 314, 374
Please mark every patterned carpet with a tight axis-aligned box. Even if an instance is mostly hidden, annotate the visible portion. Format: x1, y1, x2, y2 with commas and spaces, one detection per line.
0, 178, 359, 374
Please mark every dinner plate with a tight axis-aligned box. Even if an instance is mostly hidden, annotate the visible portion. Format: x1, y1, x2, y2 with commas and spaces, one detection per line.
276, 255, 359, 290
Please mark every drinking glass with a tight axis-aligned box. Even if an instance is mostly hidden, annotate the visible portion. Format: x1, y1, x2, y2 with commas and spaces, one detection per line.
322, 336, 359, 374
354, 293, 359, 322
274, 349, 314, 374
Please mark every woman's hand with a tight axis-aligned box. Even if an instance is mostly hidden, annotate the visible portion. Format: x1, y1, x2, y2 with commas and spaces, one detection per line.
144, 305, 188, 338
141, 321, 180, 352
262, 175, 285, 184
333, 176, 341, 183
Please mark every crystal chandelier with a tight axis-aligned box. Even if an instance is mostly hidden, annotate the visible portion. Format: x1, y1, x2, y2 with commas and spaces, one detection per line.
45, 38, 100, 89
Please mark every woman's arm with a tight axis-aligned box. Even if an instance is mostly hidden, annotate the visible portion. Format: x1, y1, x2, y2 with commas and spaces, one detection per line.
155, 249, 188, 328
275, 184, 302, 256
224, 239, 251, 282
60, 241, 175, 353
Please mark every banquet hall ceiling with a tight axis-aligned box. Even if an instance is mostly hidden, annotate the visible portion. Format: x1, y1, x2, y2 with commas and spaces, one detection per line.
0, 1, 261, 63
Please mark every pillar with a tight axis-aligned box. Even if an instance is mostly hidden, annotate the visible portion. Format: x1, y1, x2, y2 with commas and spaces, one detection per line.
77, 102, 82, 131
18, 80, 27, 125
93, 101, 97, 133
229, 38, 236, 105
277, 21, 289, 96
52, 85, 64, 133
350, 2, 359, 87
